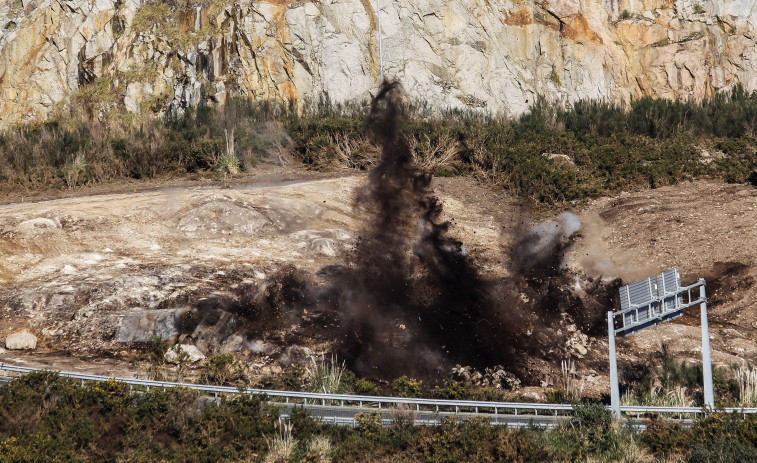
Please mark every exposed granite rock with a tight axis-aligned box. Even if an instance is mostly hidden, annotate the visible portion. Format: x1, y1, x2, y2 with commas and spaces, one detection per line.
115, 308, 183, 343
1, 0, 756, 127
165, 343, 205, 364
5, 329, 37, 350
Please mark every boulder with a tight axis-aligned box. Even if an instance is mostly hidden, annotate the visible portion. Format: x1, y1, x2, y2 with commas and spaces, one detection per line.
5, 330, 37, 350
115, 309, 183, 343
165, 344, 205, 364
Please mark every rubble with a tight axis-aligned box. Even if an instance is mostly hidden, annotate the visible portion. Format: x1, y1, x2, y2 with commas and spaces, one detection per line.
452, 365, 522, 390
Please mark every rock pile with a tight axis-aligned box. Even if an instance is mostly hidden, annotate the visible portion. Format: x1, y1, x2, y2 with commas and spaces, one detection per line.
564, 324, 590, 359
451, 365, 521, 390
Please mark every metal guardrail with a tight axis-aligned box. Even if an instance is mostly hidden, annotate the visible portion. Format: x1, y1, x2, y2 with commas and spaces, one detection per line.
3, 363, 757, 424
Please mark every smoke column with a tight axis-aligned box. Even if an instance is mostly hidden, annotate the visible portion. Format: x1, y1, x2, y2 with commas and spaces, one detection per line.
326, 82, 619, 380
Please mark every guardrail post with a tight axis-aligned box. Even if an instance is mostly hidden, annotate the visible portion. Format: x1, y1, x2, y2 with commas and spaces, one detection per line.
608, 311, 621, 418
699, 281, 715, 410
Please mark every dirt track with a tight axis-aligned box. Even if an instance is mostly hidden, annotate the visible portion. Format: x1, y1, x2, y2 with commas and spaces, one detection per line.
2, 171, 757, 394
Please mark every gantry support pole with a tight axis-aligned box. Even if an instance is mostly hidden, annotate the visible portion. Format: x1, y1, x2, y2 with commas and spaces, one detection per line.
699, 280, 715, 410
608, 311, 621, 418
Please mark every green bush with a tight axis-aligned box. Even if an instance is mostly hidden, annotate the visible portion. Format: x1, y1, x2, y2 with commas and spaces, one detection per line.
640, 416, 689, 458
391, 376, 424, 398
355, 411, 384, 441
353, 377, 380, 396
6, 372, 757, 462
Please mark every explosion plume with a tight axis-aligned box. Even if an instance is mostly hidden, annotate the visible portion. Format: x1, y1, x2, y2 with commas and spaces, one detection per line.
320, 82, 619, 380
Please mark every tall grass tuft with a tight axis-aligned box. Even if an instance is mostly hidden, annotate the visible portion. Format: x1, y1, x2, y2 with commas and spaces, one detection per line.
735, 365, 757, 407
63, 153, 90, 190
305, 435, 332, 463
561, 358, 583, 401
264, 419, 297, 463
305, 354, 345, 394
215, 128, 240, 174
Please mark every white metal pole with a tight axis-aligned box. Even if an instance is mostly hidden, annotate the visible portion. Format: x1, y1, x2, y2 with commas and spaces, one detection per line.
608, 311, 621, 418
377, 0, 383, 83
699, 280, 715, 410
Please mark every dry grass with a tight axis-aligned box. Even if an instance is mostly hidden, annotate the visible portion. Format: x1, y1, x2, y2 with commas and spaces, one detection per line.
263, 419, 297, 463
305, 354, 345, 394
408, 133, 460, 172
621, 384, 694, 408
306, 435, 332, 463
389, 403, 416, 429
215, 128, 240, 174
561, 359, 584, 401
736, 365, 757, 407
327, 133, 379, 170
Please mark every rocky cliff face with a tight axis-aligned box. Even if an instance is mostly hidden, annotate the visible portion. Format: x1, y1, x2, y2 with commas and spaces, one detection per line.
1, 0, 756, 127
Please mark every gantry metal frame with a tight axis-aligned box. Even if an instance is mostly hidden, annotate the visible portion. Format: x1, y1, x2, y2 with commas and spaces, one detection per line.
608, 268, 713, 417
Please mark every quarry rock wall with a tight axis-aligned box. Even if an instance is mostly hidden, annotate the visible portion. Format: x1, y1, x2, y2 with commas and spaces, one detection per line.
1, 0, 756, 126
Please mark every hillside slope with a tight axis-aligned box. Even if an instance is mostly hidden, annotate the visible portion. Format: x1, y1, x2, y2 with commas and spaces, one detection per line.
1, 172, 756, 396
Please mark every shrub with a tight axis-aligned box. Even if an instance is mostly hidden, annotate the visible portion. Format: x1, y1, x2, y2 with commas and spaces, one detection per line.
545, 388, 577, 404
688, 412, 757, 462
640, 416, 689, 458
352, 378, 380, 396
3, 87, 757, 209
200, 353, 249, 386
355, 412, 383, 440
391, 376, 424, 398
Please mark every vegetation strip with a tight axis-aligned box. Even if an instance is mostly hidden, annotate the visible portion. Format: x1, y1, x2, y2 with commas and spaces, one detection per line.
4, 363, 757, 420
3, 370, 757, 461
2, 86, 757, 206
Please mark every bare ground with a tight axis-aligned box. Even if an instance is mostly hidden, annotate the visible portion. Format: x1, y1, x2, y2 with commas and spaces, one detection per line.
2, 171, 756, 398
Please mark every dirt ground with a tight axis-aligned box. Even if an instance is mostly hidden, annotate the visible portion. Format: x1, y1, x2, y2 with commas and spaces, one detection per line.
2, 167, 757, 397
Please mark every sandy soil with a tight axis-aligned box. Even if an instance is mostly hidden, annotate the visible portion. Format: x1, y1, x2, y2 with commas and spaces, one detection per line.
570, 182, 757, 374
